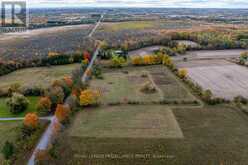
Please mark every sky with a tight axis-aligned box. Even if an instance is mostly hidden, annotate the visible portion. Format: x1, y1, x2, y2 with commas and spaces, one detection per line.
2, 0, 248, 8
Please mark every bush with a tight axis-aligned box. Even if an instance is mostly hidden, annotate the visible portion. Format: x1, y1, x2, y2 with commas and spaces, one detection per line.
178, 69, 188, 79
45, 86, 65, 109
111, 55, 126, 68
234, 95, 248, 104
37, 97, 52, 116
24, 113, 39, 128
79, 89, 100, 106
6, 93, 29, 114
140, 81, 157, 94
55, 104, 71, 123
163, 55, 173, 66
1, 141, 14, 160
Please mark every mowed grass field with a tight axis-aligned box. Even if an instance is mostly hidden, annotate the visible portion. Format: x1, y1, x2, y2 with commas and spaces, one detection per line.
0, 64, 80, 90
70, 105, 183, 139
90, 67, 163, 104
90, 65, 196, 104
0, 96, 39, 117
49, 105, 248, 165
0, 121, 21, 164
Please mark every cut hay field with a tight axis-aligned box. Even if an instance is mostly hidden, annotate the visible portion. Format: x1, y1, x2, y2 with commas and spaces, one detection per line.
90, 65, 196, 104
0, 24, 93, 60
0, 64, 80, 90
49, 105, 248, 165
177, 60, 248, 99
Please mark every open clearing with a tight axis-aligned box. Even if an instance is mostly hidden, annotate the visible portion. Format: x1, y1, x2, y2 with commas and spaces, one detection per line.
51, 105, 248, 165
0, 121, 21, 164
128, 45, 164, 56
70, 105, 183, 139
91, 65, 196, 103
0, 96, 39, 117
177, 60, 248, 99
0, 64, 79, 90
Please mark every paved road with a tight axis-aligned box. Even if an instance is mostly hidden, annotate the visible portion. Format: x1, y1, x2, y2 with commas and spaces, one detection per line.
27, 14, 104, 165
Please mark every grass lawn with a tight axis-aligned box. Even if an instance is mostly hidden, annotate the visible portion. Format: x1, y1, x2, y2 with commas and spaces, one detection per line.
46, 105, 248, 165
0, 121, 21, 163
0, 64, 80, 90
0, 96, 39, 118
90, 67, 163, 104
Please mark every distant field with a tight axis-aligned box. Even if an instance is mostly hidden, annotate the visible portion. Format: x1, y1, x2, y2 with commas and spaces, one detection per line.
99, 21, 155, 32
0, 64, 79, 90
0, 25, 93, 60
177, 60, 248, 99
0, 96, 39, 117
0, 121, 21, 164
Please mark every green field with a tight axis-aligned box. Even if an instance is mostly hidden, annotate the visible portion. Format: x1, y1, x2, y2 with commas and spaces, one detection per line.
70, 105, 183, 139
0, 64, 80, 90
149, 66, 196, 101
90, 68, 163, 104
0, 121, 21, 163
47, 105, 248, 165
0, 96, 39, 117
90, 65, 196, 104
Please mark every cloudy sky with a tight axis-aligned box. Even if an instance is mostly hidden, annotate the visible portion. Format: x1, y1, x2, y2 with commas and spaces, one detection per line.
23, 0, 248, 8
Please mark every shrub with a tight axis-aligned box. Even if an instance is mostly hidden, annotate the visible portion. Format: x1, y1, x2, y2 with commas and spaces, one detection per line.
79, 89, 100, 106
178, 68, 188, 79
163, 55, 173, 66
202, 90, 213, 103
140, 81, 157, 94
37, 97, 52, 116
1, 141, 14, 160
24, 113, 39, 128
6, 93, 29, 114
45, 86, 65, 108
131, 56, 143, 65
55, 104, 71, 123
234, 95, 248, 104
7, 83, 21, 96
92, 65, 103, 79
111, 55, 126, 68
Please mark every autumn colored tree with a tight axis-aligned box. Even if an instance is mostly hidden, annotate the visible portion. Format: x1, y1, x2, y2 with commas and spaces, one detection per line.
24, 113, 39, 128
63, 76, 73, 88
6, 93, 29, 114
37, 97, 52, 116
111, 55, 126, 68
163, 55, 172, 66
79, 89, 100, 106
178, 68, 188, 79
131, 56, 143, 66
55, 104, 71, 122
83, 51, 91, 61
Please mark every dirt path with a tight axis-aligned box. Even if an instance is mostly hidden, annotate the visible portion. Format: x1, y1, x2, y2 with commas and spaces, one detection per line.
27, 14, 104, 165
